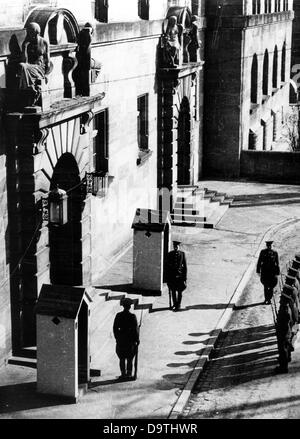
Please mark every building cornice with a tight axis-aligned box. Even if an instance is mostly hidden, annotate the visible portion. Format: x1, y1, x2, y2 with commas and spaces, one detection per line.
206, 11, 294, 30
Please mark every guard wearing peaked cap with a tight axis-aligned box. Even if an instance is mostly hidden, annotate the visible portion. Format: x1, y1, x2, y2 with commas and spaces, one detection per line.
256, 240, 280, 304
165, 240, 187, 311
113, 297, 139, 380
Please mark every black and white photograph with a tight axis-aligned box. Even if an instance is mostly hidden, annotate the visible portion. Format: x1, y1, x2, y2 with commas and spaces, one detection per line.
0, 0, 300, 425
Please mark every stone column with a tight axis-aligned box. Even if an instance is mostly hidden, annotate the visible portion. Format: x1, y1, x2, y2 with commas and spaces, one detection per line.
5, 114, 50, 350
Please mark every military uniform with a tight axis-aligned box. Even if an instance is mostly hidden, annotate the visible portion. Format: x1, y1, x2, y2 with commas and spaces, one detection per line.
276, 300, 293, 373
113, 298, 139, 379
256, 242, 280, 304
165, 242, 187, 311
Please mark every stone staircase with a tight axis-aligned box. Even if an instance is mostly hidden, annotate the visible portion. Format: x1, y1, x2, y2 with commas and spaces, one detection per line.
171, 185, 234, 228
8, 346, 37, 369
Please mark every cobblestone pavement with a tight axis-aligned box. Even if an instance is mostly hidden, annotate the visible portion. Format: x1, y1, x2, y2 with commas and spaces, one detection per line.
181, 222, 300, 419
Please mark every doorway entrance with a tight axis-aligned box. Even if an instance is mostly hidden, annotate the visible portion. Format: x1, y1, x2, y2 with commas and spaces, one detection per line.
49, 153, 83, 286
177, 97, 191, 185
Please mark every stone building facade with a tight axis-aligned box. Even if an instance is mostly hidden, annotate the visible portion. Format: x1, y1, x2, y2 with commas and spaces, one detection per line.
0, 0, 205, 364
203, 0, 294, 178
291, 0, 300, 95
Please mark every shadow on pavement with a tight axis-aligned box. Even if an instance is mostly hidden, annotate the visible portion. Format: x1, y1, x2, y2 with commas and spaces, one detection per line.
186, 394, 300, 419
192, 324, 278, 392
0, 382, 72, 414
231, 192, 300, 208
185, 303, 234, 311
89, 378, 122, 387
234, 302, 263, 310
94, 284, 135, 293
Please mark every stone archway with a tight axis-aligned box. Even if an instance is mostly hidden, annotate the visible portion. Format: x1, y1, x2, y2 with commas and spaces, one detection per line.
24, 7, 79, 44
177, 97, 191, 185
49, 153, 83, 286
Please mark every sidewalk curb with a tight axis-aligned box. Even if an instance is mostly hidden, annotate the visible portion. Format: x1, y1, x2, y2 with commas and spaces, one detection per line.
168, 217, 300, 419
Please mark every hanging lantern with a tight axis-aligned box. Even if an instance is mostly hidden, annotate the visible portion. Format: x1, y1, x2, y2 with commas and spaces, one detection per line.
48, 185, 68, 225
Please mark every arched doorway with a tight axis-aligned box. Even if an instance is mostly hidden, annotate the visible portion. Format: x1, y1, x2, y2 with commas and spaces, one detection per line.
177, 97, 191, 185
49, 153, 83, 286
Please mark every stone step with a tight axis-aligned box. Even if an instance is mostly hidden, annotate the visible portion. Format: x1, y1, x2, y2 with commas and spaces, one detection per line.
211, 194, 226, 203
172, 220, 206, 228
171, 214, 206, 223
8, 356, 37, 369
174, 207, 202, 216
19, 346, 37, 359
221, 197, 234, 206
174, 202, 194, 210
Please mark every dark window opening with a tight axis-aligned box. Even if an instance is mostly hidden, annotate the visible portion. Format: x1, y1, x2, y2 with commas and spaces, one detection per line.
248, 130, 256, 150
252, 0, 261, 14
273, 46, 278, 89
251, 54, 258, 104
281, 42, 286, 83
95, 0, 108, 22
263, 50, 269, 97
93, 109, 109, 173
137, 94, 149, 151
138, 0, 149, 20
268, 0, 272, 12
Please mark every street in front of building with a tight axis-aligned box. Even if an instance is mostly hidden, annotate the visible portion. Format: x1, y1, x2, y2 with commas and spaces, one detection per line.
182, 219, 300, 419
1, 181, 300, 419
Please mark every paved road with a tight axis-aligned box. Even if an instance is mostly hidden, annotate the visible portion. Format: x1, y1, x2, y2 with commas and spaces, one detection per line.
181, 222, 300, 419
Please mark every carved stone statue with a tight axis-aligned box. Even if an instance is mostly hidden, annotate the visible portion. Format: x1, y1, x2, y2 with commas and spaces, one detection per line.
188, 15, 201, 63
17, 22, 51, 103
161, 16, 183, 68
74, 22, 102, 96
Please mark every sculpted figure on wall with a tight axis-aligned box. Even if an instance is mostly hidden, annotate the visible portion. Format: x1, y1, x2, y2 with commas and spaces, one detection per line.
17, 22, 51, 103
161, 15, 183, 68
188, 15, 201, 62
74, 22, 102, 96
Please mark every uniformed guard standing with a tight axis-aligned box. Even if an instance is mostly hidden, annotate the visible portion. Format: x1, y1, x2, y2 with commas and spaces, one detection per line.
276, 295, 293, 373
165, 240, 187, 311
256, 240, 280, 304
113, 298, 139, 380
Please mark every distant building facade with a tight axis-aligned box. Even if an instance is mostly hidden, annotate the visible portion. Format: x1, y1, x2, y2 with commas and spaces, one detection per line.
203, 0, 294, 178
0, 0, 205, 364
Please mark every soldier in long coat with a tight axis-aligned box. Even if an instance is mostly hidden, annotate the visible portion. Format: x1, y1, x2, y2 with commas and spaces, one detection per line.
165, 240, 187, 311
276, 296, 293, 373
256, 241, 280, 304
113, 298, 139, 380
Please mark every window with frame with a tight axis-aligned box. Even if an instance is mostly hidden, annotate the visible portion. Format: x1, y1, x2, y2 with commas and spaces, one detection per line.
93, 109, 109, 173
95, 0, 108, 22
138, 0, 149, 20
137, 94, 149, 151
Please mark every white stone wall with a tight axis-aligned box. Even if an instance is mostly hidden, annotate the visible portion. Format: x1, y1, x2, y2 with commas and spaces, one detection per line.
0, 0, 25, 27
37, 314, 78, 398
89, 35, 158, 280
241, 20, 293, 151
0, 0, 202, 28
133, 229, 164, 292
